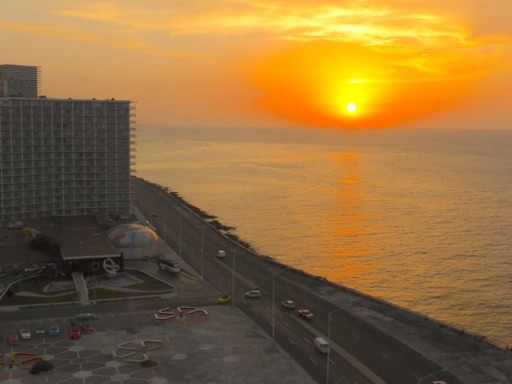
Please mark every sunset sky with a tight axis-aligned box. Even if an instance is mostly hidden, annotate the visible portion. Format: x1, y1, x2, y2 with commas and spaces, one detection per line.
1, 0, 511, 130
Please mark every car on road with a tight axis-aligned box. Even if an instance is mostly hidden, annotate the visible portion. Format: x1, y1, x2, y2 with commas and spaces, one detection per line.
69, 327, 81, 340
244, 289, 262, 299
298, 309, 314, 320
74, 313, 97, 321
19, 328, 31, 340
80, 323, 95, 334
8, 335, 19, 346
281, 300, 296, 309
314, 337, 330, 354
49, 326, 60, 337
217, 250, 226, 259
35, 327, 46, 338
217, 295, 232, 304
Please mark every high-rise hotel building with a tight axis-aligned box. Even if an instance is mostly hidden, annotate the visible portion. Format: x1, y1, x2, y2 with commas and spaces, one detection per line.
0, 65, 135, 221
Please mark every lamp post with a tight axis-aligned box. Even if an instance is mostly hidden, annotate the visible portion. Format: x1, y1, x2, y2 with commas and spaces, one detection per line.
179, 216, 182, 257
326, 308, 344, 384
272, 267, 289, 341
200, 227, 204, 280
417, 368, 447, 384
163, 204, 167, 242
150, 213, 160, 254
231, 249, 236, 305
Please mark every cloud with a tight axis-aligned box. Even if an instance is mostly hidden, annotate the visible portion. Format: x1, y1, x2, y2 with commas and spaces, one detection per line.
0, 21, 192, 60
2, 0, 510, 79
33, 1, 509, 73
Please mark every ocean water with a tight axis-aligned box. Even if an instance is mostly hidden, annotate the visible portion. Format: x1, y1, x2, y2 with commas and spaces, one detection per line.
137, 126, 512, 347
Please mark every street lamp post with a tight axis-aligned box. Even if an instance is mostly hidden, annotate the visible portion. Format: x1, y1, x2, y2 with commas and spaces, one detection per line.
163, 205, 167, 242
272, 267, 289, 341
150, 213, 160, 254
231, 249, 236, 305
200, 227, 204, 279
179, 216, 182, 257
326, 308, 344, 384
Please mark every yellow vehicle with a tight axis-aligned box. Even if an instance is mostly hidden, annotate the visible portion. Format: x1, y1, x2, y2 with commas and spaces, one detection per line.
217, 295, 232, 304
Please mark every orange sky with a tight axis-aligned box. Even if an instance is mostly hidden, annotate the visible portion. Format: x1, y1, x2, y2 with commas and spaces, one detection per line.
1, 0, 511, 129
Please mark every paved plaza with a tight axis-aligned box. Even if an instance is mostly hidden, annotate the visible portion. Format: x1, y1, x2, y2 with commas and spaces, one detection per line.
1, 307, 315, 384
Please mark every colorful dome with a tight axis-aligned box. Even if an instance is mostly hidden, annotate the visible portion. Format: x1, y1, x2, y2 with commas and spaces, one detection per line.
108, 223, 159, 248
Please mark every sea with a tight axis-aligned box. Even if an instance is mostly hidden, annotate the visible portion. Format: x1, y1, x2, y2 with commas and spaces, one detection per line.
137, 126, 512, 347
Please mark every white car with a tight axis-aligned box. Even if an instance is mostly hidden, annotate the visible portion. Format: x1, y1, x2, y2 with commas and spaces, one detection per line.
244, 289, 262, 299
298, 309, 314, 320
281, 300, 296, 309
19, 328, 31, 340
217, 250, 226, 259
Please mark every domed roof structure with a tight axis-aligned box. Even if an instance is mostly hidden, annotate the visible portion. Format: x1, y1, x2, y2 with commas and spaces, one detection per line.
108, 223, 158, 249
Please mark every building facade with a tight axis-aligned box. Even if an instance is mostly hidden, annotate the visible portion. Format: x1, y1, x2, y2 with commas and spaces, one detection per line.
0, 65, 135, 221
0, 64, 40, 98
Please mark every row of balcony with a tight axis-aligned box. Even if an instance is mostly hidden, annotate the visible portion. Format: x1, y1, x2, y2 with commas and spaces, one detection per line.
1, 170, 131, 176
1, 205, 130, 220
0, 113, 131, 120
1, 131, 130, 137
1, 142, 131, 149
0, 157, 130, 162
1, 102, 130, 111
2, 147, 131, 154
1, 149, 132, 157
0, 182, 131, 188
1, 144, 131, 151
0, 166, 134, 173
2, 191, 129, 200
0, 126, 131, 134
1, 198, 130, 206
0, 121, 131, 127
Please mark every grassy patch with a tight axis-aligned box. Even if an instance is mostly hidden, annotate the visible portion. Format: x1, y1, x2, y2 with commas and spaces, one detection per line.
125, 270, 172, 291
0, 293, 76, 306
88, 271, 172, 300
16, 279, 49, 295
89, 287, 170, 300
0, 269, 172, 306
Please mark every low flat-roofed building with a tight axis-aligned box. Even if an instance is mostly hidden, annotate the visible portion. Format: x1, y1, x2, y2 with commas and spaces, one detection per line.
53, 216, 122, 273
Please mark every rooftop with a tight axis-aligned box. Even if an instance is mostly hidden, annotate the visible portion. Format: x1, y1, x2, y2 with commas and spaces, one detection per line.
52, 216, 120, 260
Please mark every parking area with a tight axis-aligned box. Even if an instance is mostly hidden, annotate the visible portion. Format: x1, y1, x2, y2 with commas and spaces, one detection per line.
0, 306, 315, 383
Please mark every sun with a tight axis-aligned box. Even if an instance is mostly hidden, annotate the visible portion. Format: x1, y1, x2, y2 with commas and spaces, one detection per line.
346, 102, 357, 114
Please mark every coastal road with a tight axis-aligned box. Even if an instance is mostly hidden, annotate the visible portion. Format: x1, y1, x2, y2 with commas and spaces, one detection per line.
134, 178, 460, 384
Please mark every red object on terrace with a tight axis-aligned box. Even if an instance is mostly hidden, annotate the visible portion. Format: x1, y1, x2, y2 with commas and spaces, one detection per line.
69, 327, 81, 340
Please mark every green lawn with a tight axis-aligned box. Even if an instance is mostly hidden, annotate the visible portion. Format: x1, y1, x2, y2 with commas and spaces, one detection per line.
124, 270, 173, 291
0, 293, 76, 306
89, 287, 171, 300
0, 269, 172, 306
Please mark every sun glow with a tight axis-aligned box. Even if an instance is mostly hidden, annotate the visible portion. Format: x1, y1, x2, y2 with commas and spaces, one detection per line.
251, 41, 475, 129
